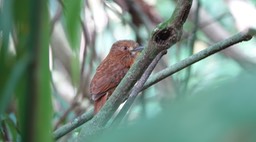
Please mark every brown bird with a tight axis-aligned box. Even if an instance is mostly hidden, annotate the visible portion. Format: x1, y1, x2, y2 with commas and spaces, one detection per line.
90, 40, 143, 114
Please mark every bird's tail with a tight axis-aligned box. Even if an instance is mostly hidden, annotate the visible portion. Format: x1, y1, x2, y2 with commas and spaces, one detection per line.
94, 94, 108, 114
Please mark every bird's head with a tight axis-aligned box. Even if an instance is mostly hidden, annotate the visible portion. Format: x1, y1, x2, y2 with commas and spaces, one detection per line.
109, 40, 143, 58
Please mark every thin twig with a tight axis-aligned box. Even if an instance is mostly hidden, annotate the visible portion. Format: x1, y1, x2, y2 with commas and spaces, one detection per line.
200, 12, 229, 29
112, 50, 167, 126
50, 3, 62, 34
54, 19, 91, 131
182, 0, 200, 95
54, 102, 78, 130
103, 1, 141, 41
86, 0, 97, 80
80, 19, 90, 79
143, 29, 254, 91
126, 0, 154, 32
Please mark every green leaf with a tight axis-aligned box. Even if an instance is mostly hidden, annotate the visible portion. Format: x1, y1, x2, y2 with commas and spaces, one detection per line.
14, 0, 53, 142
0, 54, 30, 115
0, 0, 15, 106
0, 114, 21, 142
62, 0, 82, 50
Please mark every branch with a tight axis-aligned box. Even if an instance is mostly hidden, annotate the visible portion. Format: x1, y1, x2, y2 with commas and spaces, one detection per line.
126, 0, 154, 31
143, 29, 254, 90
189, 7, 256, 69
54, 19, 91, 130
183, 0, 200, 94
53, 51, 166, 140
53, 28, 255, 140
112, 50, 167, 126
53, 109, 93, 140
77, 0, 192, 139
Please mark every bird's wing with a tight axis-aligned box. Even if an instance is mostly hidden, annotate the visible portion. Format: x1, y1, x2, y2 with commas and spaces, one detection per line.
90, 59, 129, 101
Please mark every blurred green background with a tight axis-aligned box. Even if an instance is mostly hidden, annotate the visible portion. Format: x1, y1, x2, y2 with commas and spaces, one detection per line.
0, 0, 256, 141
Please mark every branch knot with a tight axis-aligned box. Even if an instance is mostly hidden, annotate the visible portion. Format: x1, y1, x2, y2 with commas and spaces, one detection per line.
153, 27, 182, 49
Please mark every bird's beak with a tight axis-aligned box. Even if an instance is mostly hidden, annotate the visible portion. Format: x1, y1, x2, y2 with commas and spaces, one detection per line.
131, 46, 144, 52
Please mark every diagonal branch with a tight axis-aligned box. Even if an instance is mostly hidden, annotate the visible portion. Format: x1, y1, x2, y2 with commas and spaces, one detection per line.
53, 109, 93, 140
112, 50, 167, 126
53, 28, 254, 140
54, 30, 256, 139
143, 29, 255, 90
182, 0, 201, 94
77, 0, 193, 139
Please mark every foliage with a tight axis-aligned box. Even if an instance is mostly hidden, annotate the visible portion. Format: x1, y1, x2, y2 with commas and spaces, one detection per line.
0, 0, 256, 141
92, 72, 256, 142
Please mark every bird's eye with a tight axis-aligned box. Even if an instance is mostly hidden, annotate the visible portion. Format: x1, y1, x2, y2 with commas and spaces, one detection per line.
123, 46, 128, 50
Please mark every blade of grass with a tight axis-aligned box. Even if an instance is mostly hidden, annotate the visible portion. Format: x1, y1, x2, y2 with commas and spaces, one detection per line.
14, 0, 53, 142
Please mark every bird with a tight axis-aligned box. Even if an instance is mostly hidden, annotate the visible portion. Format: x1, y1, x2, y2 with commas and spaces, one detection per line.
90, 40, 143, 114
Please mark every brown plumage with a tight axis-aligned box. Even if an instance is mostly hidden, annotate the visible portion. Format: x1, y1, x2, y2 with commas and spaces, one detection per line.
90, 40, 143, 114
